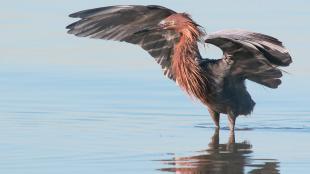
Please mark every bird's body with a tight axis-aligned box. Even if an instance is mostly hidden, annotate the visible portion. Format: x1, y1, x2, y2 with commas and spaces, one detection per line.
67, 5, 292, 131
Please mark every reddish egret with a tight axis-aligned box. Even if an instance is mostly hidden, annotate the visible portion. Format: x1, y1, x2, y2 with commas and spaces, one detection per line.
66, 5, 292, 131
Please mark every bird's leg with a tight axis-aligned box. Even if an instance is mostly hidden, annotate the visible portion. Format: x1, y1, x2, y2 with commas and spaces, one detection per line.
226, 130, 235, 151
208, 128, 219, 149
208, 108, 220, 128
228, 130, 235, 144
227, 111, 236, 132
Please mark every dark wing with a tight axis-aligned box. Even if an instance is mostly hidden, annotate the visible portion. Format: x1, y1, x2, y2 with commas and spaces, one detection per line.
66, 5, 179, 80
205, 29, 292, 88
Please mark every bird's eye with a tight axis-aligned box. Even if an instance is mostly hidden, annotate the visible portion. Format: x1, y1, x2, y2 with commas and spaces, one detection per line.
168, 21, 175, 25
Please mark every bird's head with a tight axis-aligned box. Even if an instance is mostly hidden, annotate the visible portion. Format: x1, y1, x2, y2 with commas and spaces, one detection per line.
159, 13, 197, 30
157, 13, 205, 41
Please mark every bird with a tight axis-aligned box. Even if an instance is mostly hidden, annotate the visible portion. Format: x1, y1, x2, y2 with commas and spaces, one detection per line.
66, 5, 292, 131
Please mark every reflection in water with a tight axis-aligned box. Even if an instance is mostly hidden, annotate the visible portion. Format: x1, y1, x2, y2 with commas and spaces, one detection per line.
160, 129, 279, 174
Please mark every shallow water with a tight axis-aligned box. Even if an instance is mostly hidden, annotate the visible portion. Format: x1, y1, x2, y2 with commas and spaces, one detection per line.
1, 0, 309, 173
0, 70, 309, 174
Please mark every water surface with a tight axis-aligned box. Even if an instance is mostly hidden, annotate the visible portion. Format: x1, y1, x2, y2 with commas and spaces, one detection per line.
0, 71, 309, 174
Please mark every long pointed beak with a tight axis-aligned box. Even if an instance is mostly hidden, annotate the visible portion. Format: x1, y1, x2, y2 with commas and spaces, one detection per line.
134, 24, 164, 34
145, 24, 165, 31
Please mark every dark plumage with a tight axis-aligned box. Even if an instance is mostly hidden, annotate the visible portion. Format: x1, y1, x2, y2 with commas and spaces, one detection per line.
66, 5, 292, 131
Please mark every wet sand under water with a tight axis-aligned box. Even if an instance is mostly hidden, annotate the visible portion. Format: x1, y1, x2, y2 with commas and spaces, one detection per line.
0, 71, 309, 174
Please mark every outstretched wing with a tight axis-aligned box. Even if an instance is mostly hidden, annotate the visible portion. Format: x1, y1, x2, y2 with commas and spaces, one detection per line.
205, 29, 292, 88
66, 5, 179, 80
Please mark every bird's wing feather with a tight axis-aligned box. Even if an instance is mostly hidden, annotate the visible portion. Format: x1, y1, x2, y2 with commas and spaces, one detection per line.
205, 29, 292, 88
66, 5, 179, 80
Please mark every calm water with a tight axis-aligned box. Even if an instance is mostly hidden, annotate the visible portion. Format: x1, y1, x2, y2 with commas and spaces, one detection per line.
0, 70, 309, 174
1, 1, 310, 173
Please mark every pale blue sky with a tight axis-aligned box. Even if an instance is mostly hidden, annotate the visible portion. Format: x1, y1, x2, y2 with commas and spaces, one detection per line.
1, 0, 309, 75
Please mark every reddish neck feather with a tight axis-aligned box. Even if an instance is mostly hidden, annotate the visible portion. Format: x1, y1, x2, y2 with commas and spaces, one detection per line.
171, 19, 209, 105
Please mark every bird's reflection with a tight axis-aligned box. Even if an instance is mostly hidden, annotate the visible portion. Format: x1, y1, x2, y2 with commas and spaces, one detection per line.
160, 129, 279, 174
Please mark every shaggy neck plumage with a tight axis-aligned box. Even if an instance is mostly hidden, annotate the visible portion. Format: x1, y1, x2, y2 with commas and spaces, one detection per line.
172, 23, 209, 105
